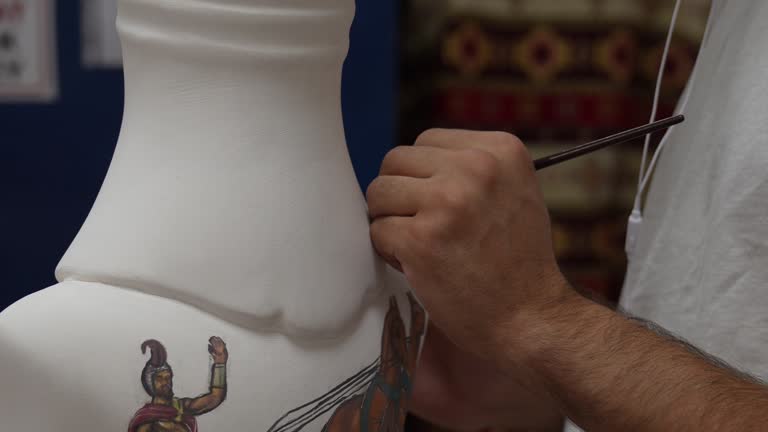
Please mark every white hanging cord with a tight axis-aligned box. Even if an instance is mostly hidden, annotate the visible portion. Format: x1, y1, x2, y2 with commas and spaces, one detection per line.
626, 0, 683, 256
634, 0, 683, 211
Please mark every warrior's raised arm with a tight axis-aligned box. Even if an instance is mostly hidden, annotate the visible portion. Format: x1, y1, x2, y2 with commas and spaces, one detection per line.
183, 337, 228, 416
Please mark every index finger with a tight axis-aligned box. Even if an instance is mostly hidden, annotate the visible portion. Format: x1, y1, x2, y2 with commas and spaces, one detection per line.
415, 128, 527, 163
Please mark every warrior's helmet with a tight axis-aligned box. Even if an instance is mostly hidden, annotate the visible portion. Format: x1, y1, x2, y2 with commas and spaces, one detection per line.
140, 339, 173, 396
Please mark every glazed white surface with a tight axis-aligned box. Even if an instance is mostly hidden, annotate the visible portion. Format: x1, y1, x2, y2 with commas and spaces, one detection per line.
1, 0, 412, 429
56, 0, 401, 336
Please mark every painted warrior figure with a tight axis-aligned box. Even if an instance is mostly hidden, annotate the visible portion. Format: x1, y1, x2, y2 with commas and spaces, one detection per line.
128, 337, 229, 432
268, 293, 426, 432
322, 294, 426, 431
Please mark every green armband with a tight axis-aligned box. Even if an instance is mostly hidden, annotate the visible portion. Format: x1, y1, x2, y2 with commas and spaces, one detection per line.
211, 364, 226, 389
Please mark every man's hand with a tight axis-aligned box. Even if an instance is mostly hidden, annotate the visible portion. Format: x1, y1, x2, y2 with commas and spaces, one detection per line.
368, 129, 567, 429
208, 336, 228, 364
368, 129, 768, 432
368, 129, 571, 365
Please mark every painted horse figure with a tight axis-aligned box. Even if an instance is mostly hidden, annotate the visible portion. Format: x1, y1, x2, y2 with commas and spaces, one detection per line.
323, 294, 426, 432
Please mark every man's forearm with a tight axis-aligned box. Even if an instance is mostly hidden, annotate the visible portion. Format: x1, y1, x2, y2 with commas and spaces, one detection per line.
510, 291, 768, 432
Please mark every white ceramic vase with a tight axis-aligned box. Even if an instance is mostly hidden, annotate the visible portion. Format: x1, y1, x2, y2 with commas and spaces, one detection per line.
0, 0, 424, 430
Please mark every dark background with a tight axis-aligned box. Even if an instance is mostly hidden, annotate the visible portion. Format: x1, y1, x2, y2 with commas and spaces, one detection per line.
0, 1, 398, 312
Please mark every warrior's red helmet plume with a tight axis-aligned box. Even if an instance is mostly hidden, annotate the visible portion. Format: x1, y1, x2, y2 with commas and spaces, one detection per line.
140, 339, 172, 396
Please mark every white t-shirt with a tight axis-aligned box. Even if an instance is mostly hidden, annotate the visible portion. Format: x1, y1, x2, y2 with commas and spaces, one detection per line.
567, 1, 768, 430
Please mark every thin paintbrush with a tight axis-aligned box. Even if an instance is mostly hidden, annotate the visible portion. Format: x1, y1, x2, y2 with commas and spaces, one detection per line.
534, 115, 685, 171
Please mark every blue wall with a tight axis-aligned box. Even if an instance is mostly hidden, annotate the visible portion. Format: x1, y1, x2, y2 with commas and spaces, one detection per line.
0, 2, 397, 311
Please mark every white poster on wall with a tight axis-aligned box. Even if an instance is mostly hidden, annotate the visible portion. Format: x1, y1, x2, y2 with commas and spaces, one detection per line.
0, 0, 57, 102
81, 0, 122, 67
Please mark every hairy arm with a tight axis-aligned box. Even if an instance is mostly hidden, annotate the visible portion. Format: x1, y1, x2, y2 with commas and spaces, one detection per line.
513, 291, 768, 432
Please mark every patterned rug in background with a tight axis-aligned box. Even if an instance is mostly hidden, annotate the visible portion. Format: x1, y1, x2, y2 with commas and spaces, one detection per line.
400, 0, 710, 304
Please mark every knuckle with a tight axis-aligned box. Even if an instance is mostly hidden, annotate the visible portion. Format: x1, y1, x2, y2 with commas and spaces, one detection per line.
380, 146, 408, 174
405, 220, 426, 245
489, 132, 529, 161
461, 149, 501, 187
369, 218, 385, 241
436, 185, 474, 215
509, 140, 532, 164
365, 177, 383, 201
490, 131, 523, 147
414, 128, 447, 147
409, 217, 445, 247
365, 177, 390, 206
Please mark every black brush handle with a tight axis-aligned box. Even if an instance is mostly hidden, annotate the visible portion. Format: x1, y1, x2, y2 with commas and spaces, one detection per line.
534, 115, 685, 171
